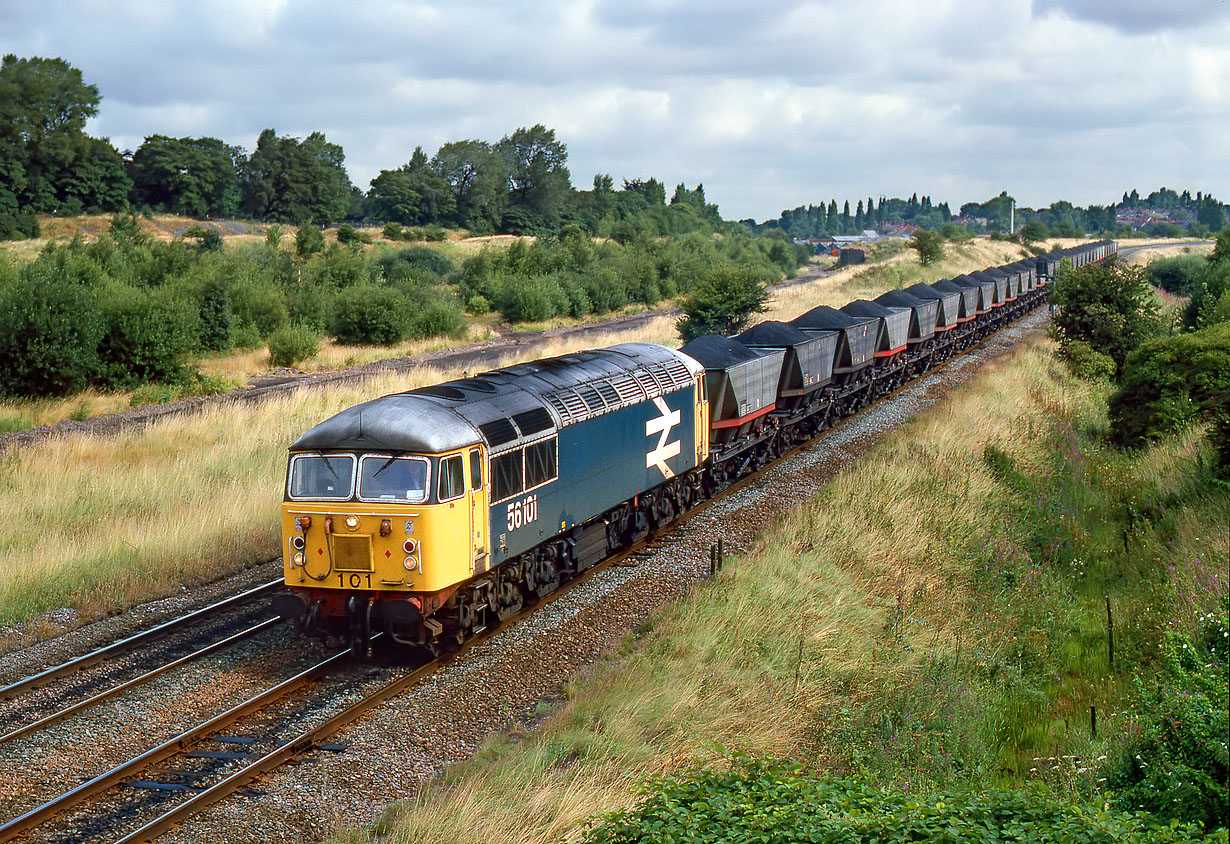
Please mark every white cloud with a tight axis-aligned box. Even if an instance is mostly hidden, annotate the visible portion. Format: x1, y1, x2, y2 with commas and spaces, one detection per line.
2, 0, 1228, 220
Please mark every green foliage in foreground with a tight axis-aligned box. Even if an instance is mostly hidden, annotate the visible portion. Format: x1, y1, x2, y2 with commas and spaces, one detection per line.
1050, 256, 1160, 373
581, 757, 1220, 844
1105, 610, 1229, 831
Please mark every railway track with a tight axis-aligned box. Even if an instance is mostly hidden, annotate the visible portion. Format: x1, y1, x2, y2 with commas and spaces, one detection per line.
0, 580, 284, 749
0, 528, 677, 843
0, 298, 1055, 842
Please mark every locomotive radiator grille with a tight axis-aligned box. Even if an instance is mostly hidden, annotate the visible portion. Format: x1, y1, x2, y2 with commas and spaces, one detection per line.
331, 534, 374, 572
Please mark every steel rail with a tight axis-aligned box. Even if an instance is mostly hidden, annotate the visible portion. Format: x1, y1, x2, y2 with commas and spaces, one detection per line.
0, 617, 282, 745
0, 578, 285, 701
118, 300, 1059, 843
0, 646, 351, 843
23, 297, 1056, 843
114, 540, 653, 843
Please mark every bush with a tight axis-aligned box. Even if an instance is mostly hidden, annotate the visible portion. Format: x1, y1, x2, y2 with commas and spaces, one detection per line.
405, 295, 467, 340
295, 224, 325, 257
0, 266, 105, 396
267, 323, 320, 367
229, 278, 289, 338
1148, 254, 1208, 295
336, 224, 372, 246
382, 221, 403, 240
1108, 322, 1230, 449
908, 228, 945, 265
95, 283, 198, 388
676, 264, 770, 342
329, 283, 407, 345
582, 757, 1215, 844
1058, 339, 1116, 381
1050, 256, 1160, 373
1103, 608, 1229, 831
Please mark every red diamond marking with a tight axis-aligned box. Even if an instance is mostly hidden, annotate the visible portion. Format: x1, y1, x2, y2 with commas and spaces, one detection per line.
317, 548, 324, 555
385, 550, 392, 558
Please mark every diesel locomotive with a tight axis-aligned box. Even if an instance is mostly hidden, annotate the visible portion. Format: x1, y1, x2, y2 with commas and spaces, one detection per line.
274, 240, 1117, 655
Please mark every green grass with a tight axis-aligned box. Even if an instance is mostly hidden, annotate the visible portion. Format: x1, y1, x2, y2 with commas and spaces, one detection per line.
331, 336, 1228, 844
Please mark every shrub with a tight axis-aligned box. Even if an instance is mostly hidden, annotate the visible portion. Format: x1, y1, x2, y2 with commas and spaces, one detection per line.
229, 278, 289, 338
1108, 322, 1230, 449
267, 323, 320, 368
329, 283, 407, 345
336, 223, 372, 246
95, 283, 198, 388
382, 221, 403, 241
676, 264, 770, 342
181, 225, 222, 252
582, 757, 1215, 844
0, 266, 105, 396
1148, 254, 1208, 295
405, 295, 467, 340
229, 322, 263, 350
908, 228, 945, 265
495, 274, 568, 323
1103, 609, 1229, 830
295, 224, 325, 257
1058, 339, 1116, 381
1050, 256, 1160, 373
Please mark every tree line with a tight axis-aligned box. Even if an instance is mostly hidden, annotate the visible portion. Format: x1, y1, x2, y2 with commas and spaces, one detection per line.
765, 188, 1226, 241
0, 54, 728, 241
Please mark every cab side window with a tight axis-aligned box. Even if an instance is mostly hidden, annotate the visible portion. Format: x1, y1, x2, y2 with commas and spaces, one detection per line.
438, 454, 465, 501
469, 448, 483, 491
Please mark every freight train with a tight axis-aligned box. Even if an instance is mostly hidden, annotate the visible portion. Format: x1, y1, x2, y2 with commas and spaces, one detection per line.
273, 240, 1117, 655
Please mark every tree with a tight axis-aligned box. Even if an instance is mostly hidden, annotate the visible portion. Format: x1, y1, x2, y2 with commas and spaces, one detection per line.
1049, 256, 1159, 373
129, 135, 243, 217
241, 129, 353, 224
676, 264, 770, 342
1107, 323, 1230, 449
430, 140, 506, 231
0, 54, 128, 217
907, 228, 944, 265
1018, 219, 1048, 244
496, 124, 571, 229
368, 148, 455, 226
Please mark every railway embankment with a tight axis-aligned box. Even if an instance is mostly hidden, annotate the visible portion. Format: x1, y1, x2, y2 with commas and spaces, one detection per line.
304, 332, 1224, 843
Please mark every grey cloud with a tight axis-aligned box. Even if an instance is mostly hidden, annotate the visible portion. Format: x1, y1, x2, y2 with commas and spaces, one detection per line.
1033, 0, 1230, 33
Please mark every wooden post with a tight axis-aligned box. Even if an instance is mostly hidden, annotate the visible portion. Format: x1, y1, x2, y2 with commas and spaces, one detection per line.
1090, 704, 1097, 738
1106, 596, 1115, 673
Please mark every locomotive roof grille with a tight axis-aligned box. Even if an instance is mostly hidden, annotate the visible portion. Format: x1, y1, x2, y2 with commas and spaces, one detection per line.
512, 407, 554, 436
479, 418, 519, 447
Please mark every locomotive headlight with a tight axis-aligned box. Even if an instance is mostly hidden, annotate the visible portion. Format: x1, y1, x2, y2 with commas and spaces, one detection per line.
292, 551, 305, 567
291, 536, 305, 550
403, 538, 417, 554
404, 556, 417, 570
345, 515, 360, 531
379, 519, 392, 537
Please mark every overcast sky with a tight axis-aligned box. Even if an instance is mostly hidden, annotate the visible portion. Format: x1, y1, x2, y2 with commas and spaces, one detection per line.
4, 0, 1228, 222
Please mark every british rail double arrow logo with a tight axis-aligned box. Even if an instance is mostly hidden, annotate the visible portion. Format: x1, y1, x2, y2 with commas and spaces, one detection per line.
646, 396, 681, 479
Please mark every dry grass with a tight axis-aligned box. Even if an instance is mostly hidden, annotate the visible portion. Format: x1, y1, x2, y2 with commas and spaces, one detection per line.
762, 238, 1031, 322
330, 336, 1101, 844
0, 315, 681, 638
